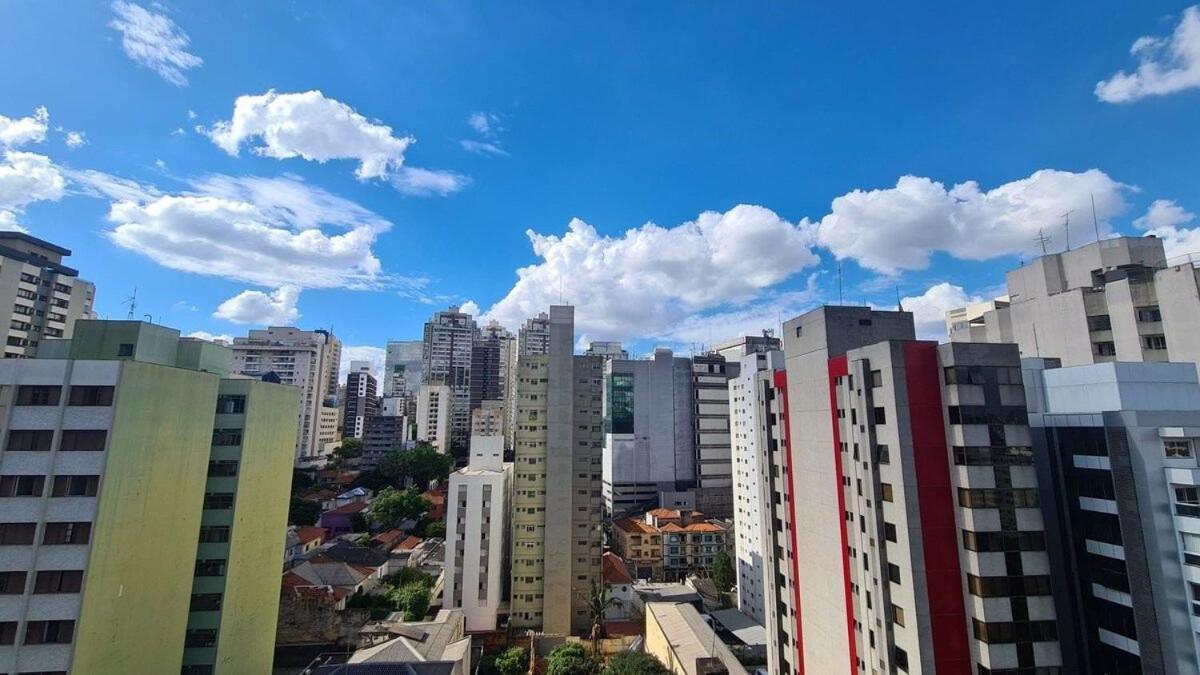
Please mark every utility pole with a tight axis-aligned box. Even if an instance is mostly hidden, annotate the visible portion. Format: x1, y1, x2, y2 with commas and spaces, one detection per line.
1061, 209, 1076, 252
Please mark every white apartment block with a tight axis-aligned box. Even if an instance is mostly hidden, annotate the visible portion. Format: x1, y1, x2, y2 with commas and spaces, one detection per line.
444, 433, 511, 632
0, 233, 95, 359
471, 403, 504, 438
416, 384, 451, 452
230, 327, 340, 462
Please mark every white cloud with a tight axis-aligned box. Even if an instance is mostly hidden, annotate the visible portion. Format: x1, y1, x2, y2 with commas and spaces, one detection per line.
340, 345, 386, 382
171, 127, 187, 136
0, 210, 25, 233
65, 168, 160, 202
0, 151, 67, 231
459, 139, 509, 157
815, 169, 1129, 274
655, 278, 821, 346
467, 112, 501, 137
187, 109, 197, 120
63, 131, 87, 149
1096, 6, 1200, 103
0, 107, 49, 148
185, 330, 232, 344
458, 300, 480, 317
101, 173, 394, 289
213, 285, 301, 325
391, 166, 470, 196
901, 282, 983, 341
109, 1, 203, 86
1134, 199, 1200, 261
480, 204, 819, 341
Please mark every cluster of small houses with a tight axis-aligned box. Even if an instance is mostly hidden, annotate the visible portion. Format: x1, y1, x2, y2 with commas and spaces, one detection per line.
276, 469, 765, 675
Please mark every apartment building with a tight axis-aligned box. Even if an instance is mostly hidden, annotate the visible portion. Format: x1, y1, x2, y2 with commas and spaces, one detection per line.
422, 307, 477, 452
360, 415, 411, 469
382, 340, 423, 397
517, 312, 551, 357
471, 322, 514, 425
585, 341, 628, 361
950, 236, 1200, 376
416, 384, 451, 452
728, 349, 784, 626
691, 353, 738, 520
1026, 359, 1200, 674
509, 306, 603, 635
470, 403, 504, 438
611, 508, 730, 582
341, 360, 378, 440
229, 326, 340, 463
444, 430, 511, 631
603, 349, 695, 516
0, 233, 95, 359
0, 320, 297, 674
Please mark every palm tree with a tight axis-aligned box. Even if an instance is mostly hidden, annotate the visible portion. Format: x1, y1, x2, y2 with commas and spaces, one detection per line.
584, 579, 620, 656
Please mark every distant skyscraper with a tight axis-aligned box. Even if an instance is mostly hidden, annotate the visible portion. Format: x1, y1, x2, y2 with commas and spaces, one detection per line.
690, 352, 738, 519
416, 383, 452, 452
341, 360, 378, 439
422, 306, 477, 451
470, 322, 511, 412
510, 306, 603, 634
229, 326, 341, 463
0, 320, 297, 674
585, 341, 628, 360
0, 232, 96, 359
382, 339, 423, 396
518, 312, 551, 356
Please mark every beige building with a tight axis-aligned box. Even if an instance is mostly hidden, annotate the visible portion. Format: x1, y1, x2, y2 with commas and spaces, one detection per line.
509, 306, 603, 635
470, 402, 504, 437
644, 602, 748, 675
416, 383, 452, 452
612, 509, 730, 582
0, 233, 95, 359
950, 236, 1200, 376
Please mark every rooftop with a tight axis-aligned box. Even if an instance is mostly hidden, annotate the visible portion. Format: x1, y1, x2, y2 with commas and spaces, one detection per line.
646, 602, 747, 675
602, 552, 634, 585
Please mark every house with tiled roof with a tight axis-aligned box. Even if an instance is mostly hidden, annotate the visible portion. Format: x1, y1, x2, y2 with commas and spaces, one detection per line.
321, 500, 370, 536
286, 525, 328, 566
612, 509, 731, 581
602, 552, 635, 621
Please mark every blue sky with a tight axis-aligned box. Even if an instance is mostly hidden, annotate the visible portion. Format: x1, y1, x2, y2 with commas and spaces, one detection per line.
1, 2, 1198, 372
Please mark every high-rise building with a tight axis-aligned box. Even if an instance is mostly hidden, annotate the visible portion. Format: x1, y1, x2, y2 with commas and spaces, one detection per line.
602, 349, 695, 516
691, 352, 739, 519
712, 333, 782, 362
585, 341, 628, 361
946, 297, 1014, 344
518, 312, 551, 357
471, 402, 505, 438
0, 320, 298, 674
728, 348, 785, 626
360, 414, 411, 469
470, 322, 512, 413
382, 340, 423, 397
416, 384, 452, 452
422, 307, 477, 452
510, 306, 603, 635
0, 232, 95, 359
949, 236, 1200, 376
229, 327, 341, 463
771, 306, 1062, 675
1026, 359, 1200, 673
341, 360, 378, 440
444, 422, 511, 631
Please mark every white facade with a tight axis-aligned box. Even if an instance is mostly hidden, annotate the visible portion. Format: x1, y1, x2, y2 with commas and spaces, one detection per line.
416, 384, 451, 452
230, 326, 340, 462
0, 233, 95, 359
444, 433, 511, 631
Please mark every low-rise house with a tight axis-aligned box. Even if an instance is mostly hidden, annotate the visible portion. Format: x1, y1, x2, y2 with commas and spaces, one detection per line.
630, 582, 703, 616
321, 500, 370, 536
422, 487, 447, 520
287, 525, 328, 566
324, 486, 373, 511
613, 509, 731, 581
644, 602, 748, 675
306, 609, 472, 675
602, 552, 635, 620
372, 528, 406, 550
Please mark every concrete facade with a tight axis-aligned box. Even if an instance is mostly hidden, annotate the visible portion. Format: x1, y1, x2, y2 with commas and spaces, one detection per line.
383, 340, 423, 397
422, 307, 477, 452
416, 384, 451, 452
342, 361, 378, 440
0, 233, 95, 360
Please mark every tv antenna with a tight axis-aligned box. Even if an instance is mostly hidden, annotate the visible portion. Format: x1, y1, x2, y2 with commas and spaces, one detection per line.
1090, 194, 1101, 243
123, 287, 137, 319
837, 262, 844, 305
1060, 209, 1076, 251
1034, 229, 1051, 256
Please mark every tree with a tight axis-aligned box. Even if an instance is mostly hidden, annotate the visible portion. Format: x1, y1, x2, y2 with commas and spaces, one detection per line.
289, 497, 321, 526
711, 550, 735, 594
390, 582, 431, 621
583, 580, 620, 653
368, 488, 431, 529
494, 646, 527, 675
377, 451, 407, 486
603, 651, 669, 675
291, 469, 314, 494
423, 520, 446, 538
335, 437, 363, 460
399, 443, 455, 489
546, 643, 599, 675
387, 567, 434, 589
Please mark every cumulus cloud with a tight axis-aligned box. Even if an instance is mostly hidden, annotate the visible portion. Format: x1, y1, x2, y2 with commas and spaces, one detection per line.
655, 277, 821, 346
1134, 199, 1200, 260
185, 330, 233, 344
101, 173, 395, 289
0, 210, 25, 233
901, 282, 983, 341
815, 169, 1129, 274
109, 1, 203, 86
458, 300, 480, 317
1096, 6, 1200, 103
0, 151, 67, 231
480, 204, 819, 341
340, 345, 386, 382
213, 285, 301, 325
0, 107, 49, 148
391, 166, 470, 196
63, 131, 87, 149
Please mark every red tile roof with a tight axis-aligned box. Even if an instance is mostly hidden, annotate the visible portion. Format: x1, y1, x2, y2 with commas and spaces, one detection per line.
394, 535, 424, 551
602, 552, 634, 585
325, 500, 369, 516
614, 517, 659, 534
294, 526, 326, 545
372, 529, 405, 547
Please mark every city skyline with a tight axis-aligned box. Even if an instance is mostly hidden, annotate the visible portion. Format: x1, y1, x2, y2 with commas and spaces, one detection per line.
2, 3, 1199, 371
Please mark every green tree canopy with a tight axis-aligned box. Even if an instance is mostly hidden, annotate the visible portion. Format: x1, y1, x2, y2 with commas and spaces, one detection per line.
335, 437, 364, 460
288, 497, 321, 526
547, 643, 599, 675
423, 520, 446, 538
711, 550, 735, 594
390, 582, 431, 621
494, 646, 527, 675
368, 488, 431, 529
603, 651, 669, 675
376, 443, 454, 489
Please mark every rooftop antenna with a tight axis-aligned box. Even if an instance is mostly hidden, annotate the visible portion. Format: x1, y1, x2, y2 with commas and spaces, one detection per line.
1060, 209, 1076, 252
837, 262, 844, 305
1090, 194, 1101, 243
123, 287, 137, 319
1034, 229, 1051, 256
896, 285, 903, 312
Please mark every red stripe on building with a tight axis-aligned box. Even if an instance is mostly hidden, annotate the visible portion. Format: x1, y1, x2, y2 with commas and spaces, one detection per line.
902, 341, 971, 673
774, 369, 804, 675
826, 356, 857, 675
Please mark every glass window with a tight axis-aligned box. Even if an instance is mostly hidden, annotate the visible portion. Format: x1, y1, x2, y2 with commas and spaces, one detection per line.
59, 430, 107, 451
51, 475, 99, 497
33, 570, 83, 594
15, 385, 60, 406
1165, 440, 1193, 458
606, 373, 634, 434
6, 430, 53, 451
42, 522, 91, 545
68, 386, 114, 406
215, 395, 246, 414
0, 475, 44, 497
